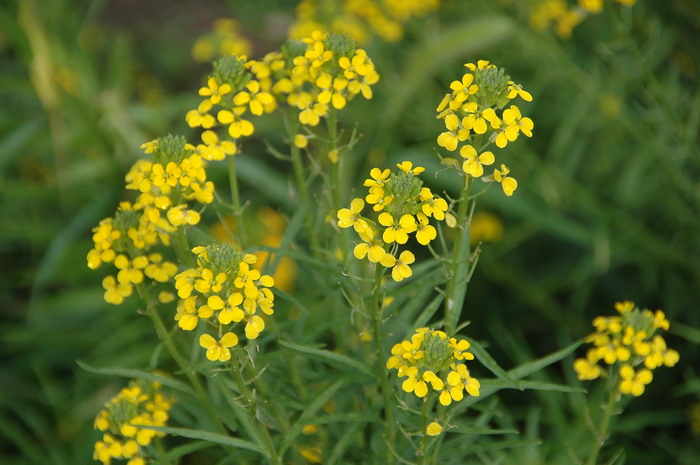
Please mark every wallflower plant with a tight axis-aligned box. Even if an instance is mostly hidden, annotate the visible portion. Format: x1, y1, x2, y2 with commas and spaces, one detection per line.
573, 301, 678, 465
82, 26, 680, 465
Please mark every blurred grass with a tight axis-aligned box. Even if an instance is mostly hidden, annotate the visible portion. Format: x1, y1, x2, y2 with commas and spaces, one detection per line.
1, 0, 700, 464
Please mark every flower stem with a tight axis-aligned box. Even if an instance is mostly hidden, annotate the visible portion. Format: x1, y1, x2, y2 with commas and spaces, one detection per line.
174, 226, 195, 268
370, 265, 395, 465
327, 109, 340, 212
444, 174, 472, 334
135, 283, 223, 432
417, 396, 431, 465
585, 384, 619, 465
228, 155, 248, 248
229, 351, 282, 465
287, 117, 320, 257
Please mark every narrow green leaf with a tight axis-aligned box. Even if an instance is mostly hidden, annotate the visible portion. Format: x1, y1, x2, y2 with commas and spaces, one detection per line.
139, 425, 264, 454
151, 440, 212, 465
446, 438, 542, 456
479, 379, 587, 393
453, 341, 582, 413
212, 377, 266, 452
76, 361, 193, 394
327, 422, 363, 465
303, 410, 380, 426
278, 380, 344, 456
278, 340, 376, 379
467, 339, 519, 389
450, 426, 518, 436
509, 340, 582, 379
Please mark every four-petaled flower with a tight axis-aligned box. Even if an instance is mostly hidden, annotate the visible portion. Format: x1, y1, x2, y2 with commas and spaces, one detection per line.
199, 332, 239, 362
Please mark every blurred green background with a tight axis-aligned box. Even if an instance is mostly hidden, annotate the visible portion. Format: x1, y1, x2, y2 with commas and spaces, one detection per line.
1, 0, 699, 463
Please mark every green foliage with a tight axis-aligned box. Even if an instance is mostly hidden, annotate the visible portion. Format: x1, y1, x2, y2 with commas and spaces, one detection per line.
2, 0, 699, 465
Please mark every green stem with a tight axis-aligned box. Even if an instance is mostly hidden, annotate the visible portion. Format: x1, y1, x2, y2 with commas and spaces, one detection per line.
174, 226, 195, 268
370, 265, 395, 465
135, 283, 223, 432
417, 396, 431, 465
327, 109, 340, 212
585, 384, 619, 465
228, 155, 248, 248
287, 118, 321, 257
230, 351, 282, 465
326, 110, 351, 262
444, 174, 472, 334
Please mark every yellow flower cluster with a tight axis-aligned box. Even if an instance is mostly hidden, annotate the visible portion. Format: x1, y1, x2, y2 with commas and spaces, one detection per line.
337, 161, 447, 281
387, 328, 480, 406
87, 135, 212, 305
574, 301, 679, 396
437, 60, 533, 197
192, 18, 252, 63
93, 380, 172, 465
174, 243, 275, 362
290, 0, 440, 44
530, 0, 637, 39
186, 55, 276, 158
262, 31, 379, 127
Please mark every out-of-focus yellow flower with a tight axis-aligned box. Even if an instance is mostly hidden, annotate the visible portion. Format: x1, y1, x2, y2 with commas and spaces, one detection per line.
289, 0, 440, 44
573, 301, 678, 397
210, 208, 297, 292
470, 212, 504, 245
192, 18, 252, 63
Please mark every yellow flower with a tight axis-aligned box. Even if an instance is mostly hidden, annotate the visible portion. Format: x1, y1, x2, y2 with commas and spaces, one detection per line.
365, 187, 393, 212
503, 105, 533, 137
493, 164, 518, 196
426, 421, 443, 436
114, 255, 147, 285
402, 367, 429, 397
464, 60, 494, 71
391, 250, 415, 282
245, 315, 266, 339
573, 356, 601, 380
396, 161, 425, 175
102, 275, 132, 305
460, 145, 495, 178
316, 73, 348, 110
420, 188, 448, 220
198, 130, 236, 161
619, 364, 653, 397
218, 109, 255, 139
232, 80, 276, 116
462, 102, 500, 134
644, 335, 679, 370
378, 212, 416, 244
415, 213, 436, 245
175, 297, 213, 331
449, 73, 479, 105
579, 0, 603, 14
294, 134, 309, 148
363, 168, 390, 189
337, 198, 366, 232
299, 102, 327, 126
185, 100, 215, 128
353, 226, 387, 263
167, 205, 200, 227
217, 293, 245, 325
507, 81, 533, 102
199, 332, 238, 362
198, 76, 232, 105
437, 114, 469, 151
